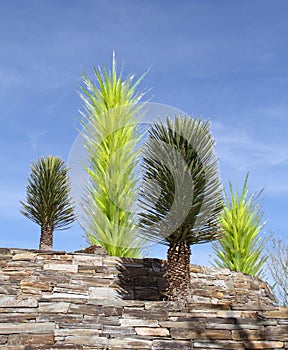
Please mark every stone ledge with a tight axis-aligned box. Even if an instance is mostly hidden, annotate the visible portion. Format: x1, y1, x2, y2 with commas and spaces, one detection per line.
0, 247, 286, 349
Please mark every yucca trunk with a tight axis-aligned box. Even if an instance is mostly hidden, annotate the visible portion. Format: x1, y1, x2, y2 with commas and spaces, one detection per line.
166, 240, 191, 301
39, 224, 54, 250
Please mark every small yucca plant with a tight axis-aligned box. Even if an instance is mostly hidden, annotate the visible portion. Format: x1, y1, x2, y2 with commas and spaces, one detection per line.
20, 156, 76, 250
79, 52, 147, 257
212, 174, 267, 278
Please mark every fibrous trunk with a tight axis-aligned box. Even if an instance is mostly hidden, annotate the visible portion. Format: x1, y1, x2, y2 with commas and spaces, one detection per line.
39, 224, 54, 250
167, 240, 191, 302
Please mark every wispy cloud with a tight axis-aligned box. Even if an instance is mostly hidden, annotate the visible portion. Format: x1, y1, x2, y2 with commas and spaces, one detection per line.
212, 121, 288, 194
0, 186, 25, 218
215, 122, 287, 167
25, 130, 47, 151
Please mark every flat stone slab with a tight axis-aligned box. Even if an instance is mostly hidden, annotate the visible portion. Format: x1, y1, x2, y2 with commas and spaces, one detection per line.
0, 323, 55, 334
12, 253, 37, 261
0, 296, 38, 308
43, 263, 78, 273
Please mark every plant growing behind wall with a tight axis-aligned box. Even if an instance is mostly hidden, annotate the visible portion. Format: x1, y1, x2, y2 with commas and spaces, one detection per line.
20, 156, 76, 250
139, 116, 223, 301
266, 236, 288, 305
212, 174, 267, 278
79, 53, 147, 257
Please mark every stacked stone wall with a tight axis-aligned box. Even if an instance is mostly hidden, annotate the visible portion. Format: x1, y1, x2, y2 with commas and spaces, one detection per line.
0, 248, 287, 349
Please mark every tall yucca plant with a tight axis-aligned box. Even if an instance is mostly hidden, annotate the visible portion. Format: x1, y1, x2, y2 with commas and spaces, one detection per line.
140, 116, 223, 301
79, 53, 146, 257
212, 174, 267, 278
20, 156, 76, 250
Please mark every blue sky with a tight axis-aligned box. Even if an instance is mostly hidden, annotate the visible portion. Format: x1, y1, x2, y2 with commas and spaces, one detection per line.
0, 0, 287, 265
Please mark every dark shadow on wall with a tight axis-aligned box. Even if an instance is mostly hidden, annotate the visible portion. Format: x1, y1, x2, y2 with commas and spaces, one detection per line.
184, 303, 280, 349
115, 258, 168, 300
164, 303, 287, 350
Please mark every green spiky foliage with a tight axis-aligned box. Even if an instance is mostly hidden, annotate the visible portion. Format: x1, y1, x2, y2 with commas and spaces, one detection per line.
212, 174, 267, 278
79, 53, 146, 257
20, 156, 76, 250
139, 116, 223, 301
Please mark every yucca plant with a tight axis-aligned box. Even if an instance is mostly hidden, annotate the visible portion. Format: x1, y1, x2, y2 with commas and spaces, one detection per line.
79, 53, 146, 257
212, 174, 267, 278
139, 116, 223, 301
20, 156, 76, 250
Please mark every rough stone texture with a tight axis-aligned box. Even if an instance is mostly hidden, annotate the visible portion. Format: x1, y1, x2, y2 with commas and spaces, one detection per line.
0, 247, 287, 349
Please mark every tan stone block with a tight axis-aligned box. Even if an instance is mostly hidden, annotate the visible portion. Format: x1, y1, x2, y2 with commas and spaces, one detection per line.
191, 295, 211, 303
171, 328, 231, 340
160, 321, 199, 328
244, 341, 284, 349
109, 338, 152, 349
41, 292, 89, 300
21, 288, 41, 295
102, 306, 123, 317
123, 308, 167, 320
38, 301, 70, 313
55, 329, 102, 337
83, 315, 119, 326
260, 307, 288, 318
64, 335, 108, 346
72, 255, 103, 266
120, 319, 159, 327
185, 302, 230, 311
214, 291, 224, 298
43, 263, 78, 273
68, 303, 102, 315
8, 334, 54, 346
1, 269, 32, 277
232, 304, 275, 311
135, 327, 169, 336
0, 313, 38, 323
77, 268, 95, 274
152, 339, 191, 350
38, 253, 72, 261
53, 284, 87, 292
20, 280, 50, 292
11, 253, 36, 261
102, 325, 135, 337
193, 340, 245, 349
202, 329, 232, 340
234, 282, 247, 288
37, 313, 83, 324
88, 286, 119, 300
189, 265, 202, 273
0, 322, 54, 334
0, 296, 38, 308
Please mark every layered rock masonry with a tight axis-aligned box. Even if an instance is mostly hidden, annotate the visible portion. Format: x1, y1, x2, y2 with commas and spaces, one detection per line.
0, 247, 287, 349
